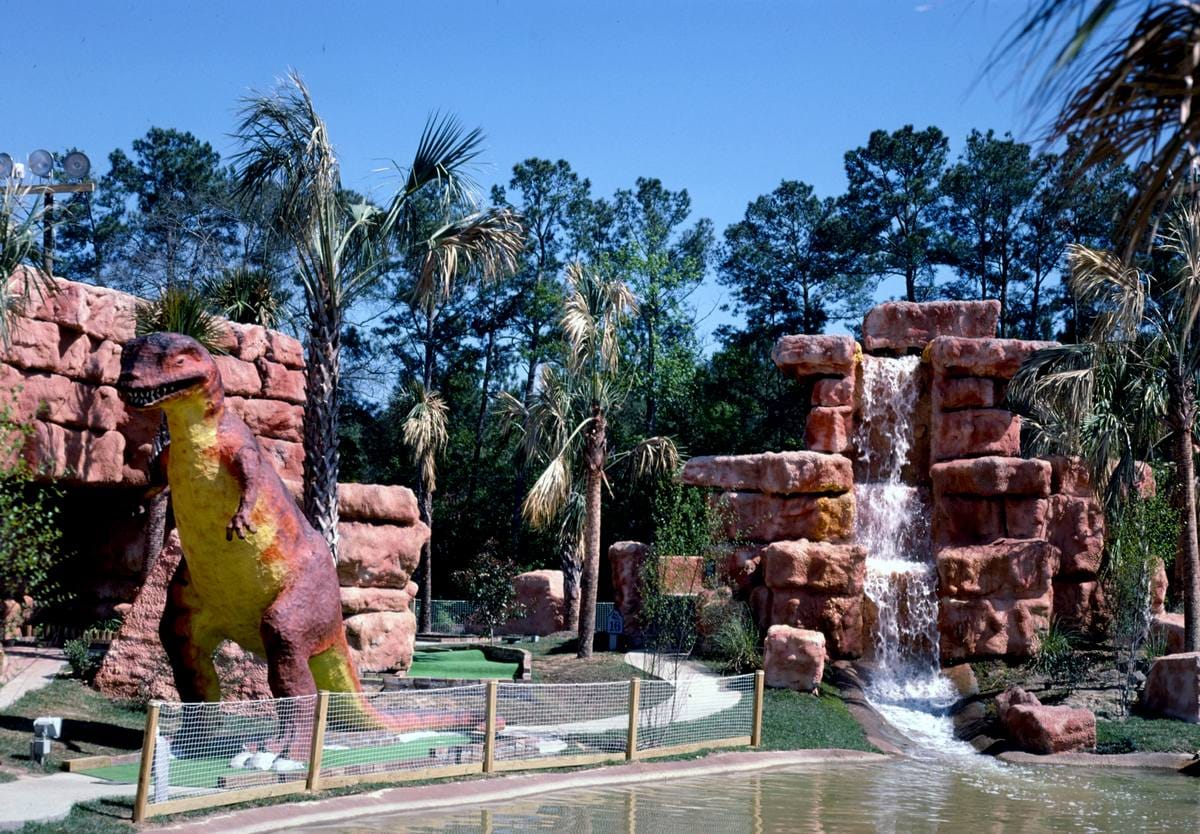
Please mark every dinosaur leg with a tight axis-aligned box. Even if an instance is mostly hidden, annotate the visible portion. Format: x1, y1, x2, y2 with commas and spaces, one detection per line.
260, 584, 344, 758
160, 561, 224, 758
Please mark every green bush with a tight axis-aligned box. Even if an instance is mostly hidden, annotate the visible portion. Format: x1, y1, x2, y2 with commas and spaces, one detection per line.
63, 637, 101, 681
1032, 620, 1086, 686
702, 600, 762, 674
0, 399, 66, 605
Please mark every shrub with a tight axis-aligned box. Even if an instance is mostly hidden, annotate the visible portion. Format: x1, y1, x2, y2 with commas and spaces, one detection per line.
202, 267, 288, 328
453, 543, 523, 639
63, 637, 101, 681
702, 600, 762, 674
0, 398, 66, 605
1032, 619, 1086, 687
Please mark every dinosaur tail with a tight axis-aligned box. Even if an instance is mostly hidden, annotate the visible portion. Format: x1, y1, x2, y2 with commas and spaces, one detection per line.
307, 642, 490, 735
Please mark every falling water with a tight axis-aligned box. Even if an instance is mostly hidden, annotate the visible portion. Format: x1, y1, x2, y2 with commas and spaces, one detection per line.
854, 356, 957, 726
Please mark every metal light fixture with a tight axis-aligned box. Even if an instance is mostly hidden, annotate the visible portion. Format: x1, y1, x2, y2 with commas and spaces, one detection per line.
30, 716, 62, 765
0, 152, 12, 179
27, 149, 54, 179
62, 151, 90, 180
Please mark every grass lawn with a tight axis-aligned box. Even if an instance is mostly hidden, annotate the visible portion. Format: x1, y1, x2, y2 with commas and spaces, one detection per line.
1096, 716, 1200, 754
759, 683, 876, 752
407, 648, 518, 680
527, 635, 650, 683
0, 677, 145, 773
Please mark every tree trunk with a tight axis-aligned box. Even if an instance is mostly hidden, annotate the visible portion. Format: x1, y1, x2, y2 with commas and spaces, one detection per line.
468, 327, 497, 500
561, 543, 581, 633
906, 265, 917, 303
302, 304, 341, 560
510, 326, 543, 556
1170, 372, 1200, 652
417, 473, 434, 634
645, 320, 657, 437
577, 406, 607, 659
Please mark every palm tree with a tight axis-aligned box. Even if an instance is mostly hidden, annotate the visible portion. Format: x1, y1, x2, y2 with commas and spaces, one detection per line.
400, 383, 448, 630
1010, 203, 1200, 652
1, 180, 54, 347
1007, 1, 1200, 254
502, 263, 678, 658
233, 71, 519, 559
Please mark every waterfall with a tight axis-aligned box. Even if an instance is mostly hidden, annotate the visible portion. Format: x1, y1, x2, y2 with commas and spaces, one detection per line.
854, 356, 955, 709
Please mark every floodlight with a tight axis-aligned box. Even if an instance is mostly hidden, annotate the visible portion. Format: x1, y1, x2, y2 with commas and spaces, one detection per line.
0, 153, 12, 179
27, 149, 53, 178
62, 151, 90, 180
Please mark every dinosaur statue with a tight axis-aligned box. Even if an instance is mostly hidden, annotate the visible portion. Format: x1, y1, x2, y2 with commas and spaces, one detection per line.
118, 333, 361, 740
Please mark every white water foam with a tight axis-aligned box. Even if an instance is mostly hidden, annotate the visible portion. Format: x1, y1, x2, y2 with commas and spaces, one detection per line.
854, 356, 961, 747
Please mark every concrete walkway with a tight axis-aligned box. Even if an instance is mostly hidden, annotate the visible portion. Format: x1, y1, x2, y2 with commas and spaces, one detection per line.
0, 645, 66, 710
0, 772, 136, 830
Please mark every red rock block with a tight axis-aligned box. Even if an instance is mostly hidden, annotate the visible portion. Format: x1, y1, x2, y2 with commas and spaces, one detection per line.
772, 335, 858, 379
1152, 559, 1168, 614
344, 610, 416, 672
805, 407, 853, 454
340, 586, 415, 615
338, 482, 420, 525
609, 541, 649, 633
212, 323, 239, 355
226, 396, 304, 443
1053, 579, 1108, 637
932, 495, 1003, 548
258, 359, 306, 404
938, 590, 1052, 659
935, 376, 997, 410
1151, 613, 1185, 655
661, 556, 705, 594
1134, 462, 1157, 498
231, 323, 269, 362
1006, 703, 1096, 753
12, 371, 123, 432
682, 451, 853, 495
12, 273, 137, 342
1141, 653, 1200, 722
1005, 497, 1048, 539
267, 330, 306, 369
1047, 494, 1104, 577
937, 539, 1059, 599
84, 340, 123, 384
213, 354, 262, 397
21, 421, 125, 484
811, 376, 854, 407
763, 625, 826, 690
336, 520, 428, 588
927, 336, 1057, 380
1047, 455, 1092, 497
761, 540, 866, 595
0, 317, 63, 372
716, 491, 855, 543
862, 300, 1000, 353
258, 436, 304, 481
502, 570, 565, 636
95, 532, 272, 701
721, 545, 765, 592
995, 686, 1041, 725
769, 592, 863, 657
931, 457, 1050, 497
931, 409, 1021, 461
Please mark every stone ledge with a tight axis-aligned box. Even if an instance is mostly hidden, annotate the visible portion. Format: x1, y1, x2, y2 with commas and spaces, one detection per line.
682, 451, 853, 495
863, 300, 1000, 354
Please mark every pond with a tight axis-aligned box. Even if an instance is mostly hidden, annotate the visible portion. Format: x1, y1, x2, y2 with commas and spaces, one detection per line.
282, 756, 1198, 833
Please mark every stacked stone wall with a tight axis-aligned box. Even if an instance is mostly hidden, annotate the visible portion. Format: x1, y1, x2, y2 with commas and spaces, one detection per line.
2, 270, 426, 682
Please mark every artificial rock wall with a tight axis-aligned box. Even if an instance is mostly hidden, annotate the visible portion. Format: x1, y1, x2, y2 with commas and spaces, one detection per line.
1, 270, 427, 683
638, 300, 1165, 662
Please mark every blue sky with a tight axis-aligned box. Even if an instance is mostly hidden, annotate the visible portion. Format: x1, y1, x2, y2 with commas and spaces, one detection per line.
3, 0, 1041, 341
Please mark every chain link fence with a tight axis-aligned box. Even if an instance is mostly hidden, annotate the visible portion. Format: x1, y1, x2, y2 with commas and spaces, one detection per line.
131, 671, 764, 821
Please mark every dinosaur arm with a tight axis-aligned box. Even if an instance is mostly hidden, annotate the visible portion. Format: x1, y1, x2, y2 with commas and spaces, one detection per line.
226, 444, 262, 541
143, 445, 170, 500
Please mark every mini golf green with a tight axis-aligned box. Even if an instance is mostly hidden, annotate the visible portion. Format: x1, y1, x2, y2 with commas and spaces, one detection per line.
80, 732, 472, 787
405, 648, 518, 680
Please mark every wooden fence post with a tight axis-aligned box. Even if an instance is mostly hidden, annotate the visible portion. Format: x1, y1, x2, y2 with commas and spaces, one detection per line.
132, 701, 161, 823
306, 691, 330, 793
626, 677, 641, 761
751, 670, 765, 748
483, 679, 498, 773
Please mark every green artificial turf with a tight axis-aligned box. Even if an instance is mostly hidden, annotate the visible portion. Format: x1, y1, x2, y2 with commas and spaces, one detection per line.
80, 732, 471, 786
1096, 716, 1200, 754
406, 648, 518, 680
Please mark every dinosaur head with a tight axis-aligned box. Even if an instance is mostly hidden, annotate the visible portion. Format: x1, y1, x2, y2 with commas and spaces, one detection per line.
118, 333, 222, 412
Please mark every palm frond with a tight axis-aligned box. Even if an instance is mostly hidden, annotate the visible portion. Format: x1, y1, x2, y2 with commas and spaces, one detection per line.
401, 382, 449, 492
413, 208, 525, 307
619, 435, 681, 481
1066, 243, 1148, 342
0, 182, 55, 348
523, 451, 573, 529
402, 112, 485, 206
135, 285, 227, 354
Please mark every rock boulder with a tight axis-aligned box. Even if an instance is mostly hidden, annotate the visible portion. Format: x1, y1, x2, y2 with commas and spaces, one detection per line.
503, 570, 565, 636
682, 451, 853, 495
863, 300, 1000, 353
763, 625, 826, 690
1142, 652, 1200, 722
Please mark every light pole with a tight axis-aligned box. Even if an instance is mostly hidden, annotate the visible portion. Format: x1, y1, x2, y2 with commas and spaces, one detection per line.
1, 150, 95, 276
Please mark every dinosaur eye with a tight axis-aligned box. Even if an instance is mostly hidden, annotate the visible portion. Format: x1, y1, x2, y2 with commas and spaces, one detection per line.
175, 356, 186, 365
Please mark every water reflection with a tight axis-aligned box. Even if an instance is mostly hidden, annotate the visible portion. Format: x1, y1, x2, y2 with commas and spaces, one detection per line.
289, 760, 1198, 833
